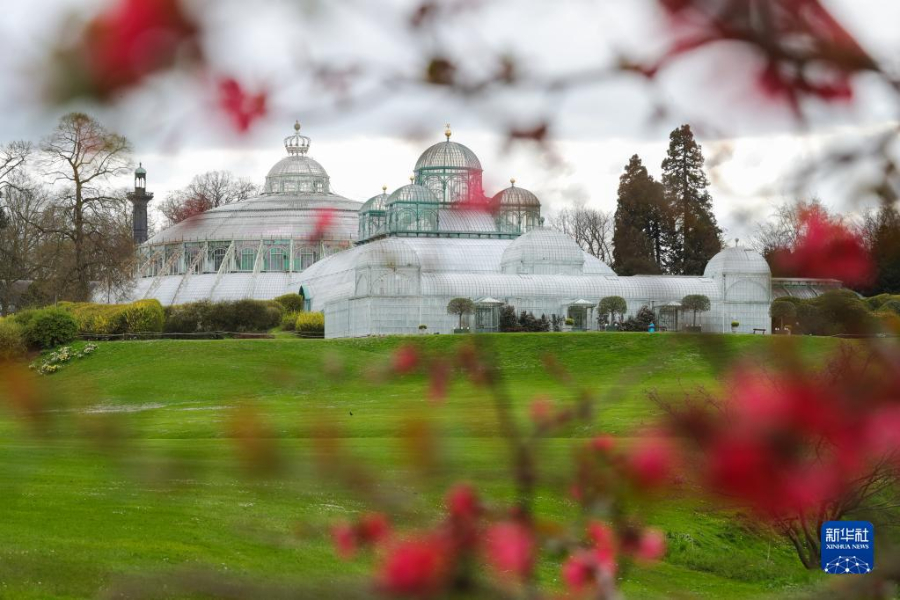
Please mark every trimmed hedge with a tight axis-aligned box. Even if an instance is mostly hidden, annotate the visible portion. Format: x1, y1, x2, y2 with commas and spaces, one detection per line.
16, 307, 78, 349
295, 312, 324, 337
0, 318, 27, 360
165, 300, 283, 333
61, 300, 165, 335
274, 293, 304, 313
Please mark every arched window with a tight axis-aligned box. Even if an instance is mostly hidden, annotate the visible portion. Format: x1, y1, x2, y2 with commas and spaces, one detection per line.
240, 248, 256, 271
266, 247, 288, 271
297, 248, 317, 270
211, 248, 227, 272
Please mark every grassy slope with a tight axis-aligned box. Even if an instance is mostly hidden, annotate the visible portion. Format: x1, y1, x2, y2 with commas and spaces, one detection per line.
0, 333, 841, 599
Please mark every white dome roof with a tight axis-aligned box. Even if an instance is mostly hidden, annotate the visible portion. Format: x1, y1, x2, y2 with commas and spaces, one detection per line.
415, 140, 482, 172
266, 155, 328, 179
355, 238, 420, 269
703, 246, 771, 277
494, 183, 540, 207
500, 228, 585, 275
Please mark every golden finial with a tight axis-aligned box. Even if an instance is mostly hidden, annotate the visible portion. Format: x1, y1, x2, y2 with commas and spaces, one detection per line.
510, 177, 516, 186
409, 175, 415, 183
294, 120, 301, 132
382, 185, 388, 193
445, 123, 452, 141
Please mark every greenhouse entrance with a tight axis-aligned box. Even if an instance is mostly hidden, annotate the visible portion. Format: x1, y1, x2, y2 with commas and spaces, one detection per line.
655, 301, 681, 332
474, 297, 503, 333
566, 299, 595, 332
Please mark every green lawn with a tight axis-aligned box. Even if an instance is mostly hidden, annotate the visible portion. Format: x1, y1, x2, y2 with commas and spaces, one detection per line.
0, 333, 844, 598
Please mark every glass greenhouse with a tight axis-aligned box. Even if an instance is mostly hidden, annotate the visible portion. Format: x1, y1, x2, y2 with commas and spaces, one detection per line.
126, 124, 840, 337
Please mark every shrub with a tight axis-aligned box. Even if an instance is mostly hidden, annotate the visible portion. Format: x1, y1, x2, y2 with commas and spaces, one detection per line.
0, 319, 27, 360
115, 300, 165, 333
296, 312, 325, 337
499, 305, 520, 332
61, 300, 165, 335
165, 300, 283, 333
281, 311, 299, 331
274, 293, 305, 313
622, 305, 655, 332
22, 307, 78, 349
881, 299, 900, 316
164, 301, 212, 333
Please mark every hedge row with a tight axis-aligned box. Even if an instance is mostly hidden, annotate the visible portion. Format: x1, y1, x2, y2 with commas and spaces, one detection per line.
58, 300, 166, 335
772, 290, 900, 336
164, 300, 283, 333
0, 318, 27, 359
295, 312, 324, 336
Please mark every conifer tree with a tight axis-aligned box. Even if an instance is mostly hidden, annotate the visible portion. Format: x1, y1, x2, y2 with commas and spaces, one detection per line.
612, 155, 670, 275
661, 125, 722, 275
867, 203, 900, 294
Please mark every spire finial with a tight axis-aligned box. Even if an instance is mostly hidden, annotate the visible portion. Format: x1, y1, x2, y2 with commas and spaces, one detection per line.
382, 185, 388, 193
294, 120, 301, 132
445, 123, 452, 141
735, 237, 740, 247
510, 177, 516, 186
409, 175, 415, 183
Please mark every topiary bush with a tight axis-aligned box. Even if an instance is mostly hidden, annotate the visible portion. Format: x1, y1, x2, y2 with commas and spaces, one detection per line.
0, 318, 27, 360
274, 293, 305, 313
296, 311, 325, 337
21, 307, 78, 349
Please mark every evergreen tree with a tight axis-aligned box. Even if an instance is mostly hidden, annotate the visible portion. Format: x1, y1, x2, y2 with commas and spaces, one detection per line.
867, 203, 900, 294
612, 155, 670, 275
661, 125, 722, 275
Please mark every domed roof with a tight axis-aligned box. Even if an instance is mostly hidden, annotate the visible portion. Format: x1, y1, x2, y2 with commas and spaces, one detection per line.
703, 245, 771, 277
494, 180, 540, 207
267, 155, 329, 179
355, 237, 420, 270
135, 163, 147, 176
500, 227, 585, 275
361, 187, 389, 213
415, 133, 482, 171
387, 182, 439, 206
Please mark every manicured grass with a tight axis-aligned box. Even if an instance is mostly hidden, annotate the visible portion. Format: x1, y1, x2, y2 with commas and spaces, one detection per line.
0, 333, 844, 598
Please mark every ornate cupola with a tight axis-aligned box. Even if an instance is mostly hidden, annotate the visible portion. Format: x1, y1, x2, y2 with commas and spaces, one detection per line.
264, 121, 331, 195
127, 162, 154, 244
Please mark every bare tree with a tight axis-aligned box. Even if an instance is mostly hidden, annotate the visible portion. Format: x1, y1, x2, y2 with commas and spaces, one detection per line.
39, 113, 132, 300
548, 206, 613, 263
751, 197, 833, 274
159, 170, 259, 225
0, 174, 57, 315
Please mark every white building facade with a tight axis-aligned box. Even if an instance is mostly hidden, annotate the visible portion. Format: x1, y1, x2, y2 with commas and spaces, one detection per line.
129, 124, 840, 337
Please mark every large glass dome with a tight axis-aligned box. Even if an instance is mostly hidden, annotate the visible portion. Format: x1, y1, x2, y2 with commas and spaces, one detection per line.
133, 122, 362, 305
413, 126, 484, 204
415, 140, 482, 171
264, 121, 330, 194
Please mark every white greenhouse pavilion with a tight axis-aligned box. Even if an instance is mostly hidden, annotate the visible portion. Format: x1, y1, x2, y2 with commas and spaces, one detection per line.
127, 123, 842, 337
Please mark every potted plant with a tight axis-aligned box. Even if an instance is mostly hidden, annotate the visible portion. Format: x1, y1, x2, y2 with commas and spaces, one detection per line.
418, 324, 428, 334
731, 320, 740, 333
562, 317, 574, 332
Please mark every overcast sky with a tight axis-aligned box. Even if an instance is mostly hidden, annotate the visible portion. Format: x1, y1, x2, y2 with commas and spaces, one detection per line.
1, 0, 898, 240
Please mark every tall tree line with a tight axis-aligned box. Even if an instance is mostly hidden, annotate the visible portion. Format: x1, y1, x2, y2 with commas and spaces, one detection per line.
612, 125, 722, 275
